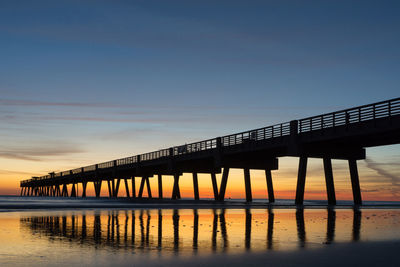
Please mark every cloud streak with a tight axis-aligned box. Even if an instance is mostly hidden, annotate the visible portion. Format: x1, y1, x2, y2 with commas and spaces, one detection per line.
0, 98, 341, 111
0, 99, 121, 108
0, 145, 84, 161
365, 158, 400, 198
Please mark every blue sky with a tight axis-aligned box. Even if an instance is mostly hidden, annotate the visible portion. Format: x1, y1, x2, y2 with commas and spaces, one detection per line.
0, 0, 399, 198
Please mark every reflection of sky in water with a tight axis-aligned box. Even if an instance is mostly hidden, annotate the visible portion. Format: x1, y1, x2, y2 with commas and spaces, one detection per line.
0, 209, 400, 264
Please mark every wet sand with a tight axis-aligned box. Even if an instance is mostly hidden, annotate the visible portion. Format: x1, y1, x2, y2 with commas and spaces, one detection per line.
1, 197, 400, 266
147, 241, 400, 267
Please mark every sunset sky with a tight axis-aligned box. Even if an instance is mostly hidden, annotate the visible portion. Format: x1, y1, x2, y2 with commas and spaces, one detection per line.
1, 0, 399, 201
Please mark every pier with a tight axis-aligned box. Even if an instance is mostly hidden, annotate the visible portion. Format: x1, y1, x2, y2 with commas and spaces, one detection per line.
20, 98, 400, 205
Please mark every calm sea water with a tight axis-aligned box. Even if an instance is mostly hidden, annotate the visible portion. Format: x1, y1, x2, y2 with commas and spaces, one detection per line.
0, 196, 400, 266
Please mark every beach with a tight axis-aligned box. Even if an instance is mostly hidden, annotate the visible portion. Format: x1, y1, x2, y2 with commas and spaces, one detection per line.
1, 196, 400, 266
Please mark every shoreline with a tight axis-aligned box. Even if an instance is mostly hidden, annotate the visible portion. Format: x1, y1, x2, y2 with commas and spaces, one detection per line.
1, 196, 400, 212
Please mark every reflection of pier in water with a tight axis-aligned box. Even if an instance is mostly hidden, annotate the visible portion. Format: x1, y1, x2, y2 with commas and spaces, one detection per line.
21, 209, 362, 252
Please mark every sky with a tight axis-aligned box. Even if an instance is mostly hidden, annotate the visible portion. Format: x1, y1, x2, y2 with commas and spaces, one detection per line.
1, 0, 399, 200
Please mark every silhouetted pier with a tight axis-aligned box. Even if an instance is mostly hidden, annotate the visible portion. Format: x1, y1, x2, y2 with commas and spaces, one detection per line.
20, 98, 400, 205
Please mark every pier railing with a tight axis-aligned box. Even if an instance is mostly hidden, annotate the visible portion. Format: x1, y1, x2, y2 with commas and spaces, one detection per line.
299, 97, 400, 133
21, 97, 400, 185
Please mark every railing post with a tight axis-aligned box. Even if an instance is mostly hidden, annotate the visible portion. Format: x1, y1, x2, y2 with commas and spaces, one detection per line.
373, 104, 376, 120
216, 137, 222, 149
320, 116, 323, 130
290, 120, 298, 136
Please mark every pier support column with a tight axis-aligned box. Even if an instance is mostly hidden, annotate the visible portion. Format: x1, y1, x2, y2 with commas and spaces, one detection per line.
158, 174, 163, 199
295, 156, 308, 205
94, 181, 102, 197
192, 173, 200, 200
124, 179, 130, 198
62, 184, 68, 197
82, 182, 87, 198
211, 172, 219, 200
131, 177, 136, 198
111, 179, 116, 197
71, 184, 77, 197
145, 177, 152, 198
138, 177, 145, 198
55, 185, 60, 196
265, 169, 275, 203
349, 159, 362, 205
114, 179, 121, 197
244, 168, 252, 202
107, 180, 112, 197
172, 174, 181, 200
218, 168, 230, 201
323, 158, 336, 205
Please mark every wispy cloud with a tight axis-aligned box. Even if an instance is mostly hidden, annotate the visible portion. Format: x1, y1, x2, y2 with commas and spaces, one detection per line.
365, 158, 400, 198
0, 98, 339, 112
0, 99, 121, 108
0, 169, 35, 175
0, 145, 84, 161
